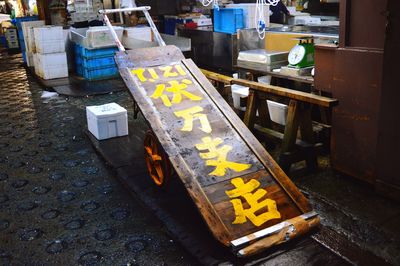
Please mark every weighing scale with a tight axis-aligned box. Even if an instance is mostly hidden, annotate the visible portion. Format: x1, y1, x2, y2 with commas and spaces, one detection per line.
288, 36, 315, 69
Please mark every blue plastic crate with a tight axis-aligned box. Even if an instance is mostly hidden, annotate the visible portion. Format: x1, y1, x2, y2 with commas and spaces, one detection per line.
76, 64, 83, 76
213, 8, 244, 34
80, 65, 119, 81
76, 55, 116, 69
74, 44, 117, 59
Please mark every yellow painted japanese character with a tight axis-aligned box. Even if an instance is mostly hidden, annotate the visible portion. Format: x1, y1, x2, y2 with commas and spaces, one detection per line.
174, 106, 212, 134
226, 178, 281, 227
147, 68, 159, 82
131, 68, 159, 83
131, 68, 147, 82
195, 137, 251, 176
151, 79, 202, 107
159, 65, 187, 78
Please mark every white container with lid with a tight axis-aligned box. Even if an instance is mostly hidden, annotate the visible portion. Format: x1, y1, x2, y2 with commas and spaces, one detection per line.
86, 103, 129, 140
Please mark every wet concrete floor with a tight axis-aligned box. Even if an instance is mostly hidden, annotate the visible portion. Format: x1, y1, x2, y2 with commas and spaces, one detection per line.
0, 51, 195, 265
1, 50, 400, 265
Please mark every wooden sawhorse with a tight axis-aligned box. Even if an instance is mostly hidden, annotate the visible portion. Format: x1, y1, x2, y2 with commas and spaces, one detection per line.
233, 79, 338, 172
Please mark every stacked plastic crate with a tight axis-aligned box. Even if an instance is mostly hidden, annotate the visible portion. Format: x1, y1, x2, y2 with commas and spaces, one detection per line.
33, 26, 69, 80
74, 44, 119, 81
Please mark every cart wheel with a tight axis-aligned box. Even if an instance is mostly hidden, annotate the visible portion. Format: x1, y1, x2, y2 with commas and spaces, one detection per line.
144, 130, 173, 187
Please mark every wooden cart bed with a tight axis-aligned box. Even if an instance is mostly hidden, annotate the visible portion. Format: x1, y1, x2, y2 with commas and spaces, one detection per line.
115, 45, 319, 257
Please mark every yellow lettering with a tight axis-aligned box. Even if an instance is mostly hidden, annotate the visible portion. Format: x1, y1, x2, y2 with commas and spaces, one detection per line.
174, 106, 212, 134
151, 79, 202, 107
195, 137, 251, 176
159, 65, 187, 78
148, 68, 159, 82
131, 68, 147, 82
226, 178, 281, 227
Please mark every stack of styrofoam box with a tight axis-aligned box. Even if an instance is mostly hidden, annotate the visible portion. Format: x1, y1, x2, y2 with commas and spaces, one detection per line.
33, 26, 68, 80
226, 3, 270, 29
124, 26, 153, 42
86, 103, 128, 140
5, 27, 19, 49
21, 20, 45, 67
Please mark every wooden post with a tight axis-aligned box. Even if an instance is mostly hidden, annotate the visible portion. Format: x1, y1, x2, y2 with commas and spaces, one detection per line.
243, 89, 258, 131
281, 100, 301, 153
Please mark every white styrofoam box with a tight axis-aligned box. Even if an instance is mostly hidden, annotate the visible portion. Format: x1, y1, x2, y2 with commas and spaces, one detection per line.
124, 26, 153, 42
70, 26, 123, 48
26, 51, 34, 67
267, 100, 288, 126
86, 26, 124, 48
33, 53, 38, 70
86, 103, 128, 140
231, 84, 249, 111
21, 20, 45, 51
34, 52, 68, 80
192, 17, 212, 26
288, 16, 321, 25
226, 3, 270, 28
231, 83, 288, 125
34, 26, 65, 54
258, 75, 272, 85
27, 27, 36, 52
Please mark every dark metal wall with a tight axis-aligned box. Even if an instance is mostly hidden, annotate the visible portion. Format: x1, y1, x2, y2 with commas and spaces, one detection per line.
376, 0, 400, 200
315, 0, 396, 196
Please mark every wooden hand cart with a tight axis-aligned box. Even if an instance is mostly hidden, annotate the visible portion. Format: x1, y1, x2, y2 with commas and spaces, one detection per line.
101, 6, 320, 257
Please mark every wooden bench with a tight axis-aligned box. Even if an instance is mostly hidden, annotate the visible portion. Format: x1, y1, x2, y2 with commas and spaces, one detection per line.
200, 69, 339, 172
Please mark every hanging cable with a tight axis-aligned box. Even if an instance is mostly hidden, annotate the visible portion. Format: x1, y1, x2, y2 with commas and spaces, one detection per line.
201, 0, 219, 10
254, 0, 280, 39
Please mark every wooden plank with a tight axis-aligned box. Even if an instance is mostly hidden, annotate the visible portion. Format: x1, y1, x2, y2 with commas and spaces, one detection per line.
257, 95, 272, 128
183, 59, 312, 214
203, 170, 302, 239
116, 47, 315, 251
243, 89, 257, 130
253, 125, 314, 148
117, 66, 232, 246
125, 63, 264, 187
281, 100, 301, 153
232, 78, 338, 108
200, 68, 234, 84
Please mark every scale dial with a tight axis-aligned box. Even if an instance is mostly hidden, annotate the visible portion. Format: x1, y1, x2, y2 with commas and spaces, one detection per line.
288, 45, 306, 65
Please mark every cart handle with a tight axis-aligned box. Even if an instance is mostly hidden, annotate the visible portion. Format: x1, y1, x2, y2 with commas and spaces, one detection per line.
98, 7, 150, 14
98, 6, 166, 52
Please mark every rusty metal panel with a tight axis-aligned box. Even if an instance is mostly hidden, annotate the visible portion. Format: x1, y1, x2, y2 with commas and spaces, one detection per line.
330, 48, 383, 183
340, 0, 387, 49
314, 44, 337, 94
